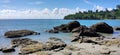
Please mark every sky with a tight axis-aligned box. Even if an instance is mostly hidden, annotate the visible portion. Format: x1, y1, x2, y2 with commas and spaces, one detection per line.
0, 0, 120, 19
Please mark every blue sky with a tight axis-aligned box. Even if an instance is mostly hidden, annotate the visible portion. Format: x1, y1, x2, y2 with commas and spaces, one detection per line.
0, 0, 120, 19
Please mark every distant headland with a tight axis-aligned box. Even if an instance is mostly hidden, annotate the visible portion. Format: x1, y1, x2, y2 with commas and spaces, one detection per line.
64, 5, 120, 20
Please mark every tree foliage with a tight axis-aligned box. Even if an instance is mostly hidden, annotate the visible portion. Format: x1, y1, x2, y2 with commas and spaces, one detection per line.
64, 5, 120, 20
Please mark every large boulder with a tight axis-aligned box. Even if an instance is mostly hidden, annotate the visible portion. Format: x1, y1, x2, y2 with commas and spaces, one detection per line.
67, 21, 80, 31
90, 22, 113, 33
4, 30, 40, 38
53, 21, 80, 33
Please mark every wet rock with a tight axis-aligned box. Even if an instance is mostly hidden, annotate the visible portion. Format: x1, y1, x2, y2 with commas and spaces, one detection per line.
0, 48, 2, 51
71, 36, 81, 42
54, 24, 68, 32
46, 37, 66, 50
1, 47, 15, 53
53, 21, 80, 33
46, 29, 59, 33
116, 27, 120, 30
67, 21, 80, 31
49, 37, 63, 41
90, 22, 113, 33
71, 35, 104, 44
80, 37, 100, 44
72, 26, 101, 37
71, 25, 88, 33
80, 28, 101, 37
11, 38, 39, 47
20, 37, 66, 54
4, 30, 40, 38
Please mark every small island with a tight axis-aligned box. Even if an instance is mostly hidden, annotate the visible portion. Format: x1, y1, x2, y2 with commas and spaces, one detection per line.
64, 5, 120, 20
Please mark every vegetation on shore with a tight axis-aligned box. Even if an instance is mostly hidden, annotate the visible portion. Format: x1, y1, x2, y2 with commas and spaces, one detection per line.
64, 5, 120, 20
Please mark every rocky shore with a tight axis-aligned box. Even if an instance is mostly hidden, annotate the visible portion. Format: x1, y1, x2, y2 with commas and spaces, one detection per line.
0, 21, 120, 55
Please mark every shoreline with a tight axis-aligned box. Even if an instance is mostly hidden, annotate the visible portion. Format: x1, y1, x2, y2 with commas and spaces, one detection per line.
0, 20, 120, 55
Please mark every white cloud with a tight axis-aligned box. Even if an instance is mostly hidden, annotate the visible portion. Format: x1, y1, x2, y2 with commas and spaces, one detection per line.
107, 8, 113, 11
83, 0, 105, 11
0, 8, 87, 19
28, 1, 43, 5
83, 0, 95, 6
94, 5, 105, 11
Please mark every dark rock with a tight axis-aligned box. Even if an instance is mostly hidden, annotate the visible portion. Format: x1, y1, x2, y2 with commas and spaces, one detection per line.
116, 27, 120, 30
72, 25, 101, 37
49, 37, 62, 41
54, 24, 68, 31
0, 48, 2, 51
71, 34, 104, 43
46, 29, 59, 33
83, 39, 98, 44
90, 22, 113, 33
4, 30, 40, 38
71, 36, 80, 42
53, 21, 80, 33
2, 47, 15, 53
67, 21, 80, 31
81, 28, 101, 37
71, 25, 88, 33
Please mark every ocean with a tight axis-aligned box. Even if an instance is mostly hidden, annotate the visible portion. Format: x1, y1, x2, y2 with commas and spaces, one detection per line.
0, 19, 120, 55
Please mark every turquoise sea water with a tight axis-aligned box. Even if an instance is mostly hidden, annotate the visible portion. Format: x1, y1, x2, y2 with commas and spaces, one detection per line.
0, 19, 120, 55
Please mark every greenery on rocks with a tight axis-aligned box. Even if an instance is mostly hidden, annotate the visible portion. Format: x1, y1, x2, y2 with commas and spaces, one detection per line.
64, 5, 120, 20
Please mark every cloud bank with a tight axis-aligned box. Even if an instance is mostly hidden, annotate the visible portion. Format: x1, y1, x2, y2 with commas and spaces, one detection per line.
0, 8, 87, 19
83, 0, 113, 11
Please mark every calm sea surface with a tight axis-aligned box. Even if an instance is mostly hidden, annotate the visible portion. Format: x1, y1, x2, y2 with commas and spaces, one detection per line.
0, 19, 120, 55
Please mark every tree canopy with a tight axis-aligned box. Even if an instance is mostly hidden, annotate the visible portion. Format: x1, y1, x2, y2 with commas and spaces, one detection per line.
64, 5, 120, 20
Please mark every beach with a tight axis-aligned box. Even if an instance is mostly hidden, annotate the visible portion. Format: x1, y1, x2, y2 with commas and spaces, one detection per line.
0, 19, 120, 55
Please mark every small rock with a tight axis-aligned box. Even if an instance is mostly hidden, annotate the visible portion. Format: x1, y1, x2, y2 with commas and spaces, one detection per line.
46, 29, 59, 33
2, 47, 15, 53
116, 27, 120, 30
0, 48, 2, 51
100, 50, 111, 54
